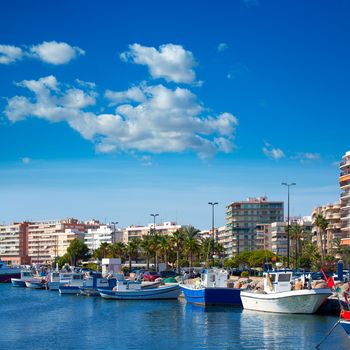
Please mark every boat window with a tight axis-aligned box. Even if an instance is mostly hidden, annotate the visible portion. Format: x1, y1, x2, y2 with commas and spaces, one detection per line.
268, 274, 276, 282
23, 272, 31, 277
73, 275, 83, 280
209, 274, 215, 283
53, 273, 59, 278
278, 274, 291, 282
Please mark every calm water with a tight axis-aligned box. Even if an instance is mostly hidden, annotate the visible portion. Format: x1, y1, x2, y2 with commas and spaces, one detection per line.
1, 284, 348, 350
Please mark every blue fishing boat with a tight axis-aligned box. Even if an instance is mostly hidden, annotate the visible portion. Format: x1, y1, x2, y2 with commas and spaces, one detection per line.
180, 269, 242, 306
340, 320, 350, 337
0, 260, 21, 283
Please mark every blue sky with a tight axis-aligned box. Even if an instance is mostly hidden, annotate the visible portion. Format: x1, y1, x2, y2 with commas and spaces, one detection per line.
0, 0, 349, 229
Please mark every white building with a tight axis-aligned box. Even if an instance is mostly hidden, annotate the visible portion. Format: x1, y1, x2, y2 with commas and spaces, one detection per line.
123, 222, 183, 242
84, 224, 123, 251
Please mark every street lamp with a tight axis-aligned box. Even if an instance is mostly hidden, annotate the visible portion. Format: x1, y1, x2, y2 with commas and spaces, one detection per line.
150, 214, 159, 235
281, 182, 296, 268
208, 202, 219, 256
111, 221, 119, 243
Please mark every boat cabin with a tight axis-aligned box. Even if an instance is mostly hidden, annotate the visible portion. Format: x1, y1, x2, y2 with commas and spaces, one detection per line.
263, 271, 292, 294
113, 280, 142, 291
201, 269, 228, 288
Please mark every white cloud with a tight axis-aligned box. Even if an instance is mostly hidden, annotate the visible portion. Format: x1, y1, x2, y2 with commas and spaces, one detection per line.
30, 41, 85, 65
217, 43, 228, 52
295, 152, 320, 163
21, 157, 31, 165
262, 142, 285, 160
4, 76, 238, 159
121, 43, 197, 83
0, 45, 23, 64
105, 86, 146, 105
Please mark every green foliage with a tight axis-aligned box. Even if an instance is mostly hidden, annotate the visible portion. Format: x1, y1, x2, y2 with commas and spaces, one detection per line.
85, 263, 100, 271
57, 253, 70, 268
223, 257, 238, 269
241, 271, 249, 277
67, 238, 90, 266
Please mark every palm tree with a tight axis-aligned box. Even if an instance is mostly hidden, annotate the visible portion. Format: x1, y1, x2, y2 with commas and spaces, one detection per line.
158, 236, 171, 268
125, 239, 140, 271
184, 235, 200, 270
170, 229, 185, 274
290, 224, 305, 268
150, 233, 162, 272
183, 225, 200, 238
109, 242, 125, 259
140, 236, 153, 270
314, 214, 329, 263
93, 242, 110, 260
201, 237, 214, 267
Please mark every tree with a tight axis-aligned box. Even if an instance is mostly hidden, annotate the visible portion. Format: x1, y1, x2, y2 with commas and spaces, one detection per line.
171, 229, 185, 273
184, 234, 200, 270
125, 238, 140, 271
314, 214, 329, 263
108, 242, 125, 259
93, 242, 111, 260
150, 233, 162, 272
158, 236, 171, 268
290, 224, 305, 268
140, 236, 153, 270
67, 238, 90, 266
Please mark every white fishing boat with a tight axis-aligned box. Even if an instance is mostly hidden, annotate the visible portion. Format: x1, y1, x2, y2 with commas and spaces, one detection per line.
11, 270, 34, 287
98, 280, 181, 300
59, 273, 85, 294
48, 272, 73, 291
240, 271, 332, 314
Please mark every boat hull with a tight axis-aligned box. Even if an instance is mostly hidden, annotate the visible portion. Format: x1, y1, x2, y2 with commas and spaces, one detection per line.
11, 278, 27, 287
25, 281, 45, 289
59, 286, 81, 294
0, 272, 21, 283
340, 320, 350, 338
99, 284, 181, 300
180, 285, 242, 306
240, 288, 332, 314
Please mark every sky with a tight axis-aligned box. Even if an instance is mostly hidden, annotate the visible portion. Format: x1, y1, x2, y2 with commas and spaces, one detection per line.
0, 0, 349, 229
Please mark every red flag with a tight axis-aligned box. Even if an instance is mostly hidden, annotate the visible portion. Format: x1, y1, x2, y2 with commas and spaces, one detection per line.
320, 269, 335, 289
326, 276, 335, 289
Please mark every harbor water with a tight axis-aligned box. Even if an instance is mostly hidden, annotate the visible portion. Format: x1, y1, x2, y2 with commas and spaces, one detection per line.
1, 284, 349, 350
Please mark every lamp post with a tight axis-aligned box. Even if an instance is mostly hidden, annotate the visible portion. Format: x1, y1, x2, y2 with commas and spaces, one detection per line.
111, 221, 119, 243
281, 182, 296, 268
208, 202, 218, 260
150, 214, 159, 235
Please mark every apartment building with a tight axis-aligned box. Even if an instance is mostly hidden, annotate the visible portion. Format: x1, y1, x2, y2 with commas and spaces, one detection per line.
0, 222, 31, 265
340, 150, 350, 237
226, 197, 284, 255
255, 223, 272, 251
84, 224, 123, 252
312, 203, 342, 254
123, 222, 183, 242
28, 218, 87, 264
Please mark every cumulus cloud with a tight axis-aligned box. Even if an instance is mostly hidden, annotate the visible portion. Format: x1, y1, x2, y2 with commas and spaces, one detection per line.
30, 41, 85, 64
217, 43, 228, 52
121, 43, 197, 83
4, 76, 238, 159
0, 41, 84, 65
262, 142, 285, 160
0, 45, 23, 64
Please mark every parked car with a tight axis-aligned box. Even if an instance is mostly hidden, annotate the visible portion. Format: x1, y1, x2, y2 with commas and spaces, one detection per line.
143, 271, 161, 281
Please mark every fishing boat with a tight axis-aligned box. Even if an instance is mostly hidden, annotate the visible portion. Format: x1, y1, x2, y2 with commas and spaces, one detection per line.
59, 273, 85, 294
47, 272, 74, 291
0, 260, 21, 283
79, 272, 113, 296
180, 269, 242, 306
25, 279, 46, 289
240, 271, 332, 314
98, 280, 181, 300
340, 309, 350, 338
11, 270, 34, 287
